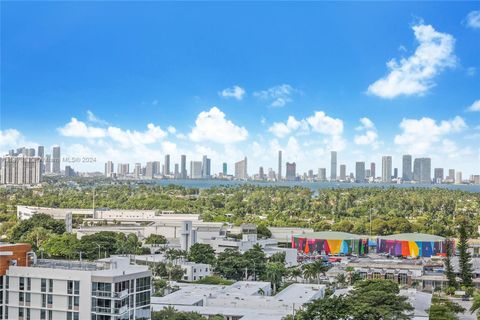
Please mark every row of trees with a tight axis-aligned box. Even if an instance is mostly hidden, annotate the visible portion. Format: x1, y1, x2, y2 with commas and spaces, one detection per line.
284, 279, 414, 320
2, 184, 478, 237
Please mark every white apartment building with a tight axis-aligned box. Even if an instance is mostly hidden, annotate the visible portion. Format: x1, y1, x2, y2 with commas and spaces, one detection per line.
1, 257, 151, 320
0, 155, 42, 185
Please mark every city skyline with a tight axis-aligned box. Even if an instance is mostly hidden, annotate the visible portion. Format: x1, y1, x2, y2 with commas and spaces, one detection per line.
1, 2, 479, 176
3, 144, 478, 185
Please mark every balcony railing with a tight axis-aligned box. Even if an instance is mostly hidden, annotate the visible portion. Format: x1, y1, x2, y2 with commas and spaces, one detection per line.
92, 289, 129, 299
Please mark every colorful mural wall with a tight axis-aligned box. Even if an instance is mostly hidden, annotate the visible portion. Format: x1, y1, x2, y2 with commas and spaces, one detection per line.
376, 239, 448, 257
292, 237, 369, 255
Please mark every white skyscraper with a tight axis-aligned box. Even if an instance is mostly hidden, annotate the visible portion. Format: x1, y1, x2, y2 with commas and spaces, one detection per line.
52, 146, 61, 174
381, 156, 392, 182
190, 161, 202, 179
0, 155, 42, 185
330, 151, 337, 181
235, 157, 248, 180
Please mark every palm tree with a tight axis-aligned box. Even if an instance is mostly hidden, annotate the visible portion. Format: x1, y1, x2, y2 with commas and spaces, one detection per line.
302, 260, 329, 284
264, 262, 285, 294
345, 266, 355, 285
470, 292, 480, 315
287, 268, 303, 282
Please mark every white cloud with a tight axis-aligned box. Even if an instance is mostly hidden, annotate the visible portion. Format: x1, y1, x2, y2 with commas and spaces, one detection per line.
268, 116, 307, 138
354, 117, 379, 148
357, 117, 375, 130
306, 111, 343, 136
466, 11, 480, 29
368, 23, 456, 98
354, 130, 378, 146
86, 110, 109, 125
219, 85, 246, 100
107, 124, 167, 148
167, 126, 177, 134
267, 111, 346, 152
394, 116, 467, 155
467, 99, 480, 112
58, 118, 107, 138
254, 84, 296, 107
189, 107, 248, 143
0, 129, 22, 147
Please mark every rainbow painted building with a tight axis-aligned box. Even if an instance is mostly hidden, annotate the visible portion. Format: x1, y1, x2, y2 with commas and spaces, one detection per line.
291, 231, 369, 255
376, 233, 447, 257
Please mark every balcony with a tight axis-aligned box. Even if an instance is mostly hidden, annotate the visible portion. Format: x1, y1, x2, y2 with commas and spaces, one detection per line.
91, 305, 128, 315
92, 289, 129, 299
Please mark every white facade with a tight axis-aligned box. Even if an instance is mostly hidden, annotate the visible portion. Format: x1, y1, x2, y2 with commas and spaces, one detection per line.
0, 155, 42, 185
1, 257, 151, 320
180, 262, 212, 282
203, 235, 298, 267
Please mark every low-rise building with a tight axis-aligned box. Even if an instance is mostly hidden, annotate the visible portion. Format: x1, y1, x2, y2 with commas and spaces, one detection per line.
2, 256, 151, 320
152, 281, 324, 320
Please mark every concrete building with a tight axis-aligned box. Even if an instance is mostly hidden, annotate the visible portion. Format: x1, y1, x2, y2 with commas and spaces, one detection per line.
134, 163, 142, 179
455, 171, 462, 184
355, 162, 365, 183
447, 169, 455, 182
434, 168, 444, 183
222, 162, 227, 176
0, 155, 42, 185
2, 256, 151, 320
190, 161, 202, 179
402, 155, 412, 181
104, 161, 114, 178
145, 162, 154, 179
285, 162, 296, 181
235, 157, 248, 180
370, 162, 376, 179
277, 150, 282, 181
339, 164, 346, 181
330, 151, 337, 181
180, 155, 187, 179
44, 155, 51, 174
413, 158, 431, 183
152, 281, 324, 320
381, 156, 392, 182
64, 166, 75, 177
117, 163, 129, 177
201, 155, 211, 179
52, 146, 61, 174
318, 168, 326, 182
164, 154, 170, 176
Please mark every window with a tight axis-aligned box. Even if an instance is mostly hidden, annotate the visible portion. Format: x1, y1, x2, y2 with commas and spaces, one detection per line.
136, 277, 150, 292
41, 279, 46, 292
48, 310, 53, 320
5, 276, 9, 289
74, 281, 79, 295
40, 310, 46, 320
47, 294, 53, 307
48, 279, 53, 293
26, 308, 30, 320
27, 278, 31, 291
68, 281, 73, 294
19, 292, 24, 304
68, 296, 73, 310
19, 307, 24, 318
25, 293, 31, 305
19, 277, 25, 291
135, 291, 150, 307
5, 291, 8, 304
42, 294, 46, 308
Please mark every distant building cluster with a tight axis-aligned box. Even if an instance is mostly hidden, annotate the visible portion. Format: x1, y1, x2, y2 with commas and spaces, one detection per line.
2, 144, 479, 185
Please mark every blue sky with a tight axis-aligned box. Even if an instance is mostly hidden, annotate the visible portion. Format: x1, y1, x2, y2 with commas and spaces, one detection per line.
1, 2, 479, 176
